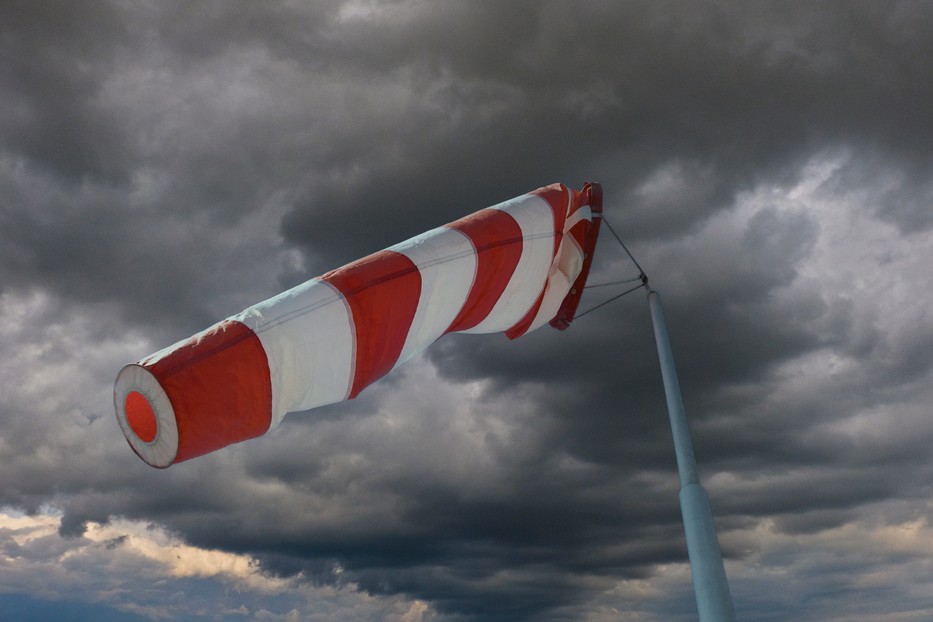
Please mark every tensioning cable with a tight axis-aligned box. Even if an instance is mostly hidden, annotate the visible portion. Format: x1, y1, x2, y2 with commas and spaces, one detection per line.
575, 213, 649, 320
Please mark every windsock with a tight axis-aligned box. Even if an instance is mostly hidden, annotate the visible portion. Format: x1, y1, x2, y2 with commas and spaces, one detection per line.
114, 182, 602, 467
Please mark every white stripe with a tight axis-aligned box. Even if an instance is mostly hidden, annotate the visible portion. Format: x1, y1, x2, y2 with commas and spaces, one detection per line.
234, 279, 355, 425
526, 232, 586, 333
524, 204, 591, 333
564, 204, 592, 232
388, 226, 477, 367
461, 193, 556, 334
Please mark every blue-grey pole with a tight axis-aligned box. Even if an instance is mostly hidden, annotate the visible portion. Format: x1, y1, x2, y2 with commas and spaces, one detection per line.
648, 289, 736, 622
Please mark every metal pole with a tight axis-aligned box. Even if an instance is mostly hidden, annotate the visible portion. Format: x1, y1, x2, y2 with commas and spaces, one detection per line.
647, 289, 736, 622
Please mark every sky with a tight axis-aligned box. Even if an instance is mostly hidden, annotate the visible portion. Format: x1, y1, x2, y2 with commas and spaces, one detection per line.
3, 1, 933, 620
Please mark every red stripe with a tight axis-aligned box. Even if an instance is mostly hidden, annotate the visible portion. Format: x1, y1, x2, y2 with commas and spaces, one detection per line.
322, 250, 421, 399
445, 209, 523, 333
565, 216, 590, 254
144, 319, 272, 464
504, 291, 543, 340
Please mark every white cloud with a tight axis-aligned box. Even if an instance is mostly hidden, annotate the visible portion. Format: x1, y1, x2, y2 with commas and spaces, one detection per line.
0, 508, 441, 621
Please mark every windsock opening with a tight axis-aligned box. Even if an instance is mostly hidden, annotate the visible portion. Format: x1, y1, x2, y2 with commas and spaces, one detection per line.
550, 181, 602, 330
114, 364, 180, 469
125, 391, 157, 442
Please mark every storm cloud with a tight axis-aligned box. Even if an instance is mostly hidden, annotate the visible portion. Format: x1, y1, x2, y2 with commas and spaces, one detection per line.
3, 1, 933, 620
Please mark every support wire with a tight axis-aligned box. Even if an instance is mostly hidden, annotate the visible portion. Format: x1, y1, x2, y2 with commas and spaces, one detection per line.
574, 283, 645, 320
573, 212, 648, 320
601, 214, 648, 286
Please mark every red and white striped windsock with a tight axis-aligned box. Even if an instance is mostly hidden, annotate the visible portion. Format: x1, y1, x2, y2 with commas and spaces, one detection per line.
114, 182, 603, 467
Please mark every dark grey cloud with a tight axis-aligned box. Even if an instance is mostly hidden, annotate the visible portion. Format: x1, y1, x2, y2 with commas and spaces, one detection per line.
3, 1, 933, 620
